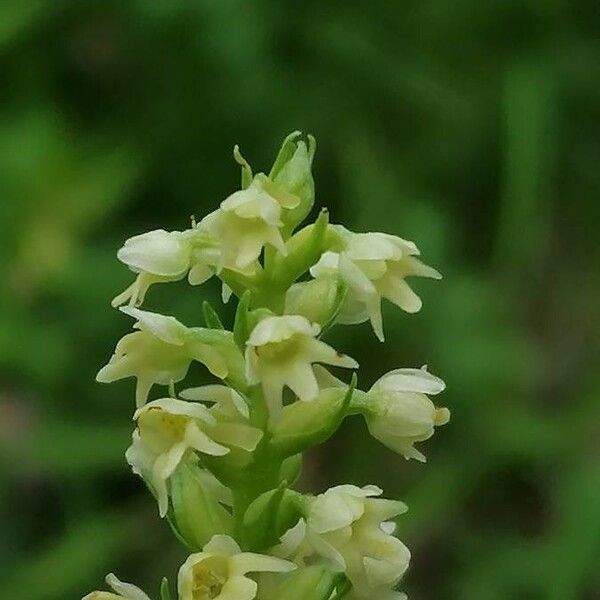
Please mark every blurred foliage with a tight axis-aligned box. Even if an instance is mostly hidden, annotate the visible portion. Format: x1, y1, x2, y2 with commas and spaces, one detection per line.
1, 1, 599, 599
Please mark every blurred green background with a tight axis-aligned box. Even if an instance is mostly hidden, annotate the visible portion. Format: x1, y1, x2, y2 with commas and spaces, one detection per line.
1, 1, 599, 599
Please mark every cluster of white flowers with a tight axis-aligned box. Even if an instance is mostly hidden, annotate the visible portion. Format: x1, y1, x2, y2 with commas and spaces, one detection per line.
86, 132, 449, 600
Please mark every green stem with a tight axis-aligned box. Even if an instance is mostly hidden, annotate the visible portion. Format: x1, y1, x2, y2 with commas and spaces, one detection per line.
232, 387, 285, 546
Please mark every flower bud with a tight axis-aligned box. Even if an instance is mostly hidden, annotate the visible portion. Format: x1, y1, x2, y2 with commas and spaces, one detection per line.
269, 131, 316, 233
169, 460, 233, 550
284, 279, 344, 327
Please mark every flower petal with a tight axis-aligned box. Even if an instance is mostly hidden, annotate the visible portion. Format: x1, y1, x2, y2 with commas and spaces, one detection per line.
273, 518, 306, 558
248, 315, 319, 346
372, 368, 446, 395
117, 229, 191, 277
230, 553, 296, 576
209, 422, 263, 451
216, 575, 257, 600
135, 398, 216, 424
120, 306, 188, 346
308, 339, 358, 370
184, 422, 229, 456
203, 534, 242, 555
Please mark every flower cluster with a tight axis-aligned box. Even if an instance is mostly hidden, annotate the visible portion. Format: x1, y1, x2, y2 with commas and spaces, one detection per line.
86, 132, 449, 600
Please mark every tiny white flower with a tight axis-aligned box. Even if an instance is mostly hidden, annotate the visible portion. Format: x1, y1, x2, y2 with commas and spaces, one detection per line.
127, 398, 231, 517
365, 367, 450, 462
199, 174, 299, 272
112, 228, 216, 307
178, 534, 296, 600
96, 307, 230, 407
82, 573, 151, 600
276, 485, 410, 598
245, 315, 358, 419
310, 228, 441, 341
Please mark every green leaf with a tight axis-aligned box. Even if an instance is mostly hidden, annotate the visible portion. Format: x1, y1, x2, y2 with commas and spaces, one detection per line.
202, 300, 225, 330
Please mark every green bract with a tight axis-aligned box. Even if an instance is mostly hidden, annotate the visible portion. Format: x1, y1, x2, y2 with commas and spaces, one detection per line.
88, 132, 449, 600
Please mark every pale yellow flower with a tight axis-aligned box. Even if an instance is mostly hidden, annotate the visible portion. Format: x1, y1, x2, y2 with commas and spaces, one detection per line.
199, 175, 299, 272
126, 398, 230, 516
96, 307, 233, 407
112, 228, 216, 307
178, 534, 295, 600
245, 315, 358, 419
311, 228, 441, 341
127, 393, 262, 517
276, 485, 410, 599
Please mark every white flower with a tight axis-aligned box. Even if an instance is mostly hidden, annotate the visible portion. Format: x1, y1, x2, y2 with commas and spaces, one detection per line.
82, 573, 151, 600
96, 307, 230, 407
276, 485, 410, 598
199, 175, 299, 272
178, 534, 295, 600
365, 367, 449, 462
126, 398, 230, 516
245, 315, 358, 419
310, 228, 441, 341
112, 228, 216, 307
